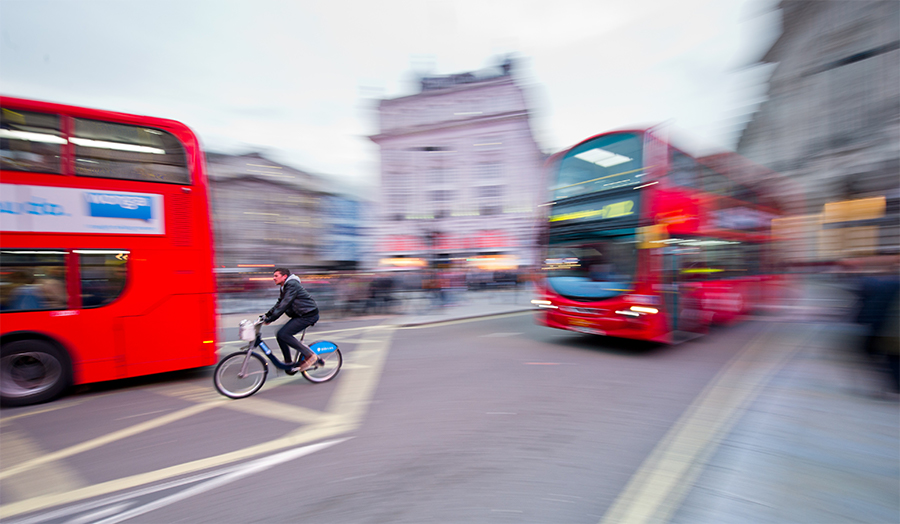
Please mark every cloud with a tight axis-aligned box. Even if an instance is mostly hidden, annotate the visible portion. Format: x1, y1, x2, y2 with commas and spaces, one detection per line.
1, 0, 778, 187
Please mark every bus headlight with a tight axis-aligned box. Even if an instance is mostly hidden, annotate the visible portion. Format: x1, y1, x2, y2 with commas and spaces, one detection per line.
630, 306, 658, 314
531, 299, 558, 309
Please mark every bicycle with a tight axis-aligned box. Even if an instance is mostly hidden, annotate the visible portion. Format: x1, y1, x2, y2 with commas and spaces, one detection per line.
213, 316, 342, 399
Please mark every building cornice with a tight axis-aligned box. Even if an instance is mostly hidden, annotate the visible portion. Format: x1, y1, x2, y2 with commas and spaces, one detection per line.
380, 75, 517, 106
369, 110, 530, 143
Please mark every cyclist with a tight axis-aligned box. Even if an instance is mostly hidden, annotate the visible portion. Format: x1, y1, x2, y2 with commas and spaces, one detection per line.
264, 268, 319, 374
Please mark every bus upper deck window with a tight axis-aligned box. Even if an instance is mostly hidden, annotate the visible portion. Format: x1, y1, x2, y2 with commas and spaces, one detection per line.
72, 119, 190, 184
0, 109, 63, 174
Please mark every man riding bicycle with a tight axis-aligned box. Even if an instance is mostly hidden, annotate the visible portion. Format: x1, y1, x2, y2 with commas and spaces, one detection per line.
264, 268, 319, 374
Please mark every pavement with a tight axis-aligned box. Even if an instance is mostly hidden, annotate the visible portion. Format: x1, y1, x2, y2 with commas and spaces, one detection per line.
218, 279, 900, 523
217, 286, 536, 330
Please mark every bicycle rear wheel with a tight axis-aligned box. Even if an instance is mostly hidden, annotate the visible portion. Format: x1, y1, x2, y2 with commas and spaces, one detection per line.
302, 348, 341, 383
214, 352, 268, 398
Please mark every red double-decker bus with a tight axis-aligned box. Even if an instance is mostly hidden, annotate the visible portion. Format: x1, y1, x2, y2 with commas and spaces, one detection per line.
533, 128, 782, 343
0, 96, 217, 405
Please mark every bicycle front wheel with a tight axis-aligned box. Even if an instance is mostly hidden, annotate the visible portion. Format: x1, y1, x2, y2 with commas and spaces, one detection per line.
214, 352, 268, 399
302, 348, 342, 383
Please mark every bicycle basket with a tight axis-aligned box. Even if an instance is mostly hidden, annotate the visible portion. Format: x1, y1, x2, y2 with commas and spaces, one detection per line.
239, 320, 256, 341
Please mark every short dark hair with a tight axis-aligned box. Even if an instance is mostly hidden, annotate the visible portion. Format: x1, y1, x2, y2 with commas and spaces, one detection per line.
274, 267, 291, 276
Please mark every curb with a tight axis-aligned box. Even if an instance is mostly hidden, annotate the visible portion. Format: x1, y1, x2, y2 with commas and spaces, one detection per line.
218, 308, 536, 330
391, 308, 534, 328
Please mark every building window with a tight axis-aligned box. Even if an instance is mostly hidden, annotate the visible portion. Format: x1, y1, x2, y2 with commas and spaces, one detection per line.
480, 185, 503, 199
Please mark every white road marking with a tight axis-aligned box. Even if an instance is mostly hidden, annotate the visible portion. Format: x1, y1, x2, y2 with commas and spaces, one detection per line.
0, 323, 395, 520
62, 503, 131, 524
93, 440, 345, 524
9, 440, 347, 524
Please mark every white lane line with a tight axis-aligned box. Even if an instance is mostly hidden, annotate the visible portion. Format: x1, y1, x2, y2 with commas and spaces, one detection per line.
10, 439, 347, 524
92, 440, 345, 524
62, 503, 131, 524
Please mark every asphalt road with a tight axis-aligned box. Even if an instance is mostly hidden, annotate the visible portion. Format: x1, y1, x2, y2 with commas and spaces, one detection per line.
0, 313, 770, 523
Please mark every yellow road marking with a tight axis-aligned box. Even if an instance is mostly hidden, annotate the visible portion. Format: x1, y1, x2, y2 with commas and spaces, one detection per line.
0, 401, 225, 482
0, 398, 91, 426
327, 326, 395, 425
0, 323, 396, 520
600, 323, 815, 524
220, 397, 329, 425
0, 419, 346, 519
0, 428, 87, 500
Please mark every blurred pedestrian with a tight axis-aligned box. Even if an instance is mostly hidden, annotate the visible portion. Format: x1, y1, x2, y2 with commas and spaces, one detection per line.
850, 255, 900, 394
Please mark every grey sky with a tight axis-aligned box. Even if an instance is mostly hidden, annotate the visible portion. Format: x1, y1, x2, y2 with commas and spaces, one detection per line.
0, 0, 779, 196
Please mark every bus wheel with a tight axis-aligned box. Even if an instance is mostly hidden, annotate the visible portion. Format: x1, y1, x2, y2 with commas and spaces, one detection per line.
0, 340, 72, 407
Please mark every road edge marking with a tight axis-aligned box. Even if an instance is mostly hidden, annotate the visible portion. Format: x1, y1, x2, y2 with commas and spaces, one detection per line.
0, 323, 395, 520
0, 401, 225, 481
599, 323, 816, 524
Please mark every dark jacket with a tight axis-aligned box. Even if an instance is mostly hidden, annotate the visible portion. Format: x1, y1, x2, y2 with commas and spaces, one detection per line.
266, 275, 317, 322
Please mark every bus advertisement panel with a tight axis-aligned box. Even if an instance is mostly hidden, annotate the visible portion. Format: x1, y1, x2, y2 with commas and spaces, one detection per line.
0, 96, 217, 406
533, 128, 781, 344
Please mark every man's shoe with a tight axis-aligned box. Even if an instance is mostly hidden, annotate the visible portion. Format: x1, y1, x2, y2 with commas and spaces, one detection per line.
297, 354, 318, 372
285, 366, 298, 376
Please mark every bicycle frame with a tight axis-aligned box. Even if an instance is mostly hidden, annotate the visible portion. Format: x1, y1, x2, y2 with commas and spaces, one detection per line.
237, 319, 336, 378
215, 316, 342, 398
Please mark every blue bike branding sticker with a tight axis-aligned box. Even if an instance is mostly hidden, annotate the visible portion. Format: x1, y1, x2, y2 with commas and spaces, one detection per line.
310, 341, 337, 354
0, 184, 164, 234
85, 192, 153, 221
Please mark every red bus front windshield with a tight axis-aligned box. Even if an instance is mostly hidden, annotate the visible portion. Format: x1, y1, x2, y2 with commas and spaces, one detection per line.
546, 132, 645, 301
544, 236, 638, 301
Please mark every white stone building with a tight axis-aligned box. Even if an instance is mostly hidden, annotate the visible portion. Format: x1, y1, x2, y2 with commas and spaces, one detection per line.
206, 152, 328, 269
737, 0, 899, 214
369, 60, 547, 269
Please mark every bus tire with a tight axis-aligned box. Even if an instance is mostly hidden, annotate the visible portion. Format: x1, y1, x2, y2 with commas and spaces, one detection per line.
0, 339, 72, 407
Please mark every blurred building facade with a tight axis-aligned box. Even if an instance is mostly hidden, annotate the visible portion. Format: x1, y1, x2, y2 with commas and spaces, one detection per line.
206, 152, 367, 271
738, 0, 899, 259
369, 58, 548, 270
318, 193, 368, 270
